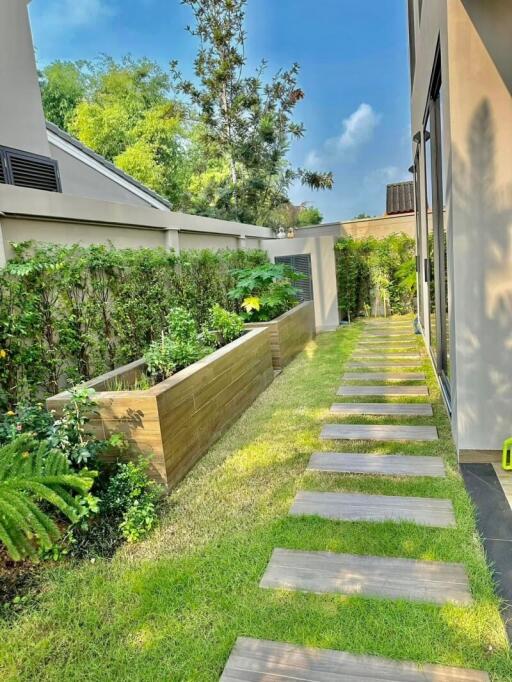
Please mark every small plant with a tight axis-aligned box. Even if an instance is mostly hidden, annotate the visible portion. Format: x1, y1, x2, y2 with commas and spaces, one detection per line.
228, 263, 302, 322
205, 304, 245, 347
144, 307, 212, 380
101, 458, 162, 543
0, 435, 97, 561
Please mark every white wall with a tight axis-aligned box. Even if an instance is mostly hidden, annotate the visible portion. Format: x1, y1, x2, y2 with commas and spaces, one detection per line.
0, 1, 50, 156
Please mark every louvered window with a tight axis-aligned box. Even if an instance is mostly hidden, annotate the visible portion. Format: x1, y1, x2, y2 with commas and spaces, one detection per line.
275, 254, 313, 302
0, 145, 61, 192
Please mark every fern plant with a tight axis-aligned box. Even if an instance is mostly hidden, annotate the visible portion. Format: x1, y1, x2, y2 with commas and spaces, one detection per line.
0, 436, 97, 561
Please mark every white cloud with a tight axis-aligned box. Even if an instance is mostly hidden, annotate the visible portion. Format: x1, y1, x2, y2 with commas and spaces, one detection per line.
336, 103, 381, 151
304, 102, 381, 167
40, 0, 115, 33
364, 165, 410, 188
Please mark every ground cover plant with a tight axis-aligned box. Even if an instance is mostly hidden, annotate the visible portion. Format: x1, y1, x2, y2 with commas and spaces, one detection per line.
0, 323, 509, 680
335, 233, 416, 321
0, 243, 268, 407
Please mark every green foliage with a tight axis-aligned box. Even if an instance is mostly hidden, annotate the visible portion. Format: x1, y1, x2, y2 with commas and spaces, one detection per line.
268, 202, 323, 230
0, 243, 268, 406
335, 233, 416, 321
206, 304, 245, 347
228, 263, 301, 322
0, 436, 97, 561
100, 459, 162, 543
40, 61, 88, 130
0, 388, 119, 468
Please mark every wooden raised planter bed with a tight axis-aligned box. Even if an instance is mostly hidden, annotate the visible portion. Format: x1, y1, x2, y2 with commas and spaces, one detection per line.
47, 327, 273, 488
245, 300, 315, 370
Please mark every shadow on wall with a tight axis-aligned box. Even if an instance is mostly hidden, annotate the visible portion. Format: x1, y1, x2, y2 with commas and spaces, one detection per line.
463, 0, 512, 97
453, 99, 512, 450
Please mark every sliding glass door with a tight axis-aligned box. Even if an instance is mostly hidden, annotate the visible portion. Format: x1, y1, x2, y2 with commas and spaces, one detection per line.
423, 53, 450, 401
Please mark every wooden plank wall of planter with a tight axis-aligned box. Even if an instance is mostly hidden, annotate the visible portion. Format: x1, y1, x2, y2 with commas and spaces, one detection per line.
245, 300, 315, 371
47, 328, 274, 488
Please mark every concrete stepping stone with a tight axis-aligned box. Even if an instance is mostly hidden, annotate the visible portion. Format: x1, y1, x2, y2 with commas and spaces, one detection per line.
260, 548, 472, 604
330, 402, 433, 416
359, 338, 417, 343
353, 354, 421, 360
347, 360, 422, 368
343, 372, 426, 381
321, 424, 439, 441
337, 385, 428, 396
221, 637, 490, 681
366, 332, 411, 337
290, 491, 456, 527
308, 452, 446, 477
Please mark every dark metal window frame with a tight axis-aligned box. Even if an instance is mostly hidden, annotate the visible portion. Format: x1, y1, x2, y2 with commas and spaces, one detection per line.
422, 41, 451, 402
0, 144, 62, 192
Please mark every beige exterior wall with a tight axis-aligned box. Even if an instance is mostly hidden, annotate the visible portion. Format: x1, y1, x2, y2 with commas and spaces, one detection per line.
0, 1, 50, 156
410, 0, 512, 456
262, 235, 339, 332
0, 184, 270, 263
296, 212, 415, 240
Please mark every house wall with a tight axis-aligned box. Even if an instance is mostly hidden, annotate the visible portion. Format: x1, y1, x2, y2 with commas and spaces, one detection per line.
49, 142, 159, 209
296, 212, 415, 240
410, 0, 512, 457
0, 1, 50, 156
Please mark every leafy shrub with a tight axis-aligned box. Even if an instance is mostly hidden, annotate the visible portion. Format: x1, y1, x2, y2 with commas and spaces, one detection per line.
144, 306, 212, 380
100, 459, 162, 543
0, 243, 269, 407
0, 388, 122, 468
0, 435, 97, 561
335, 233, 416, 320
206, 303, 245, 346
228, 263, 302, 322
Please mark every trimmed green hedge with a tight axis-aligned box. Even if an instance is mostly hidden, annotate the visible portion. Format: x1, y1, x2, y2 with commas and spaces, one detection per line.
0, 243, 268, 407
335, 233, 416, 321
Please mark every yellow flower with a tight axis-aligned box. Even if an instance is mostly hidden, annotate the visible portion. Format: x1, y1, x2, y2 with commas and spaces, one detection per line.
5, 410, 15, 417
0, 349, 7, 359
21, 451, 30, 459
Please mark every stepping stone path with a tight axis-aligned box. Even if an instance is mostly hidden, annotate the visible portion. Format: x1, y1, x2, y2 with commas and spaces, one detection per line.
221, 318, 488, 681
337, 385, 429, 396
330, 402, 433, 416
308, 452, 446, 477
321, 423, 439, 441
343, 372, 426, 380
348, 359, 422, 368
221, 638, 490, 682
260, 548, 472, 604
290, 491, 456, 527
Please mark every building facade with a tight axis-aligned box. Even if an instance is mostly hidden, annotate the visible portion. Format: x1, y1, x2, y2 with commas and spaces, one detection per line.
408, 0, 512, 460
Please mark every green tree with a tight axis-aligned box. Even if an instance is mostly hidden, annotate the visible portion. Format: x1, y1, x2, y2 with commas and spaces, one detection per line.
40, 56, 192, 208
171, 0, 333, 225
40, 61, 88, 130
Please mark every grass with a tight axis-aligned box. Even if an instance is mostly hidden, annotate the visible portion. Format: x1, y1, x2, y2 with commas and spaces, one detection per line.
0, 321, 510, 680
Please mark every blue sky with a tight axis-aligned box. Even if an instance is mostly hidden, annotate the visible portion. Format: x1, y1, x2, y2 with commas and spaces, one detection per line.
29, 0, 412, 222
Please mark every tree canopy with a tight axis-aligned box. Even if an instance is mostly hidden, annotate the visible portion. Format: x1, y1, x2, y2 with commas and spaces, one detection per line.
39, 1, 332, 226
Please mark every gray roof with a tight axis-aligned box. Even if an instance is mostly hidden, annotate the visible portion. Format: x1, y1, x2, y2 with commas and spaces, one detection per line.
386, 181, 414, 215
46, 121, 171, 209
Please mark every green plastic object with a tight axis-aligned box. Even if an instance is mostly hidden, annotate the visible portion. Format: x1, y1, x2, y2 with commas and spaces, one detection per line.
502, 437, 512, 470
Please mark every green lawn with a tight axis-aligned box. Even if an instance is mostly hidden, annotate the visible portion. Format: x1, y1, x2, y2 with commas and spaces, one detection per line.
0, 323, 510, 680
